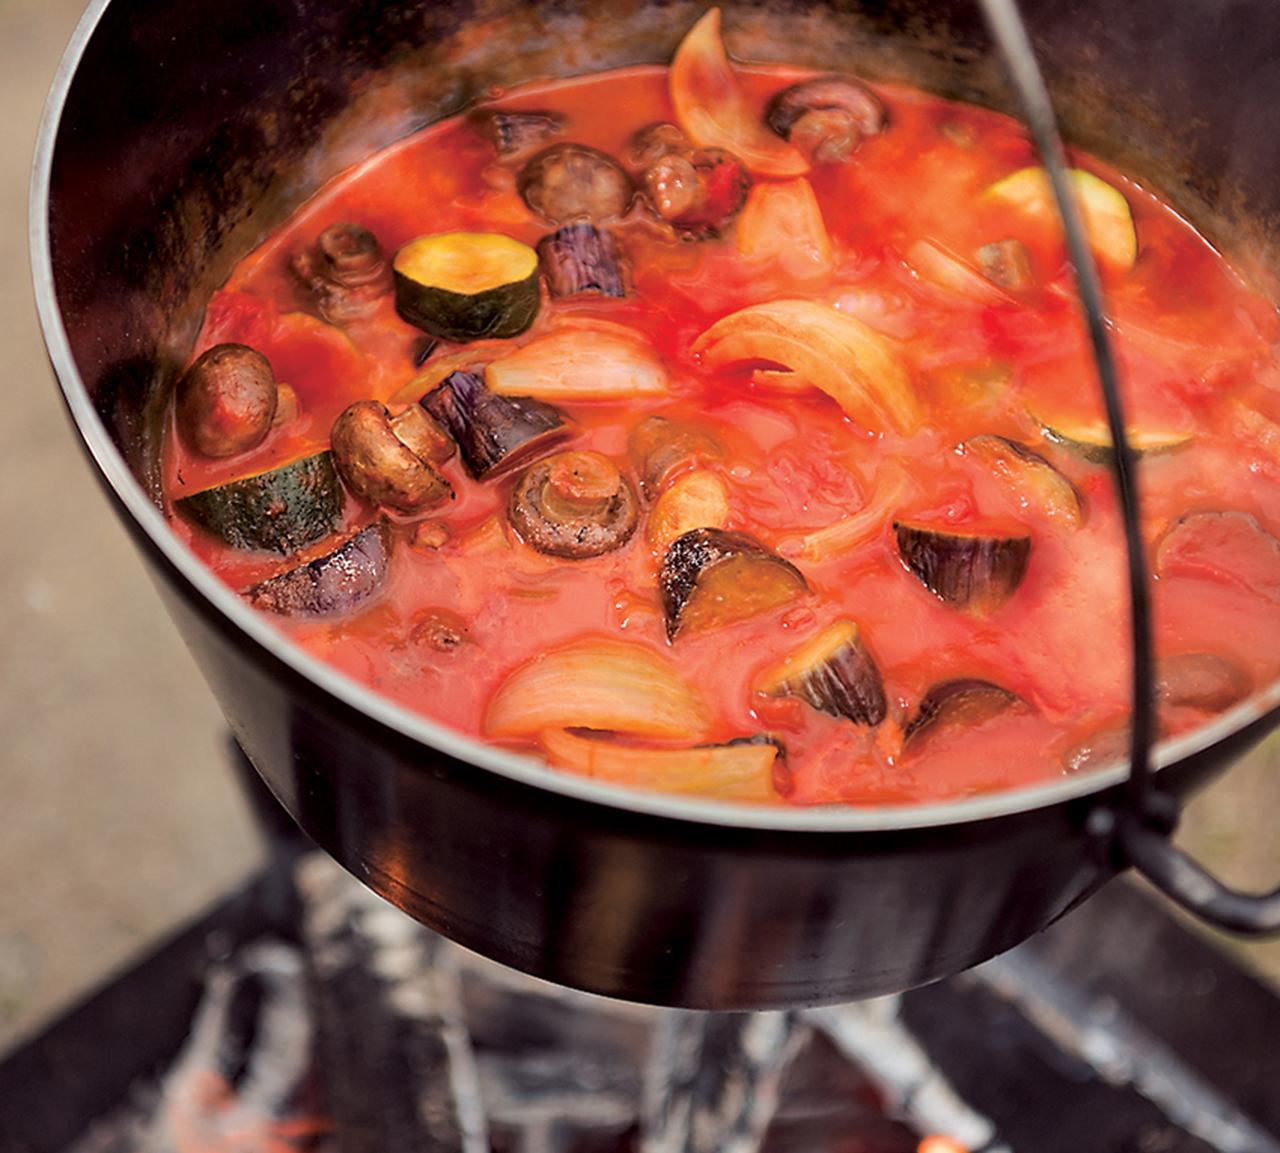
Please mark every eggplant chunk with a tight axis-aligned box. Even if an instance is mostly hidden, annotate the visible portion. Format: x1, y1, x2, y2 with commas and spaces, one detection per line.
962, 434, 1084, 528
1155, 510, 1280, 600
518, 144, 635, 225
661, 528, 809, 641
894, 521, 1031, 613
904, 679, 1026, 752
1062, 721, 1130, 774
246, 523, 390, 617
471, 108, 564, 158
422, 370, 569, 480
508, 450, 639, 559
756, 620, 886, 725
765, 77, 887, 163
330, 400, 453, 515
627, 415, 724, 500
176, 343, 278, 459
537, 222, 627, 298
1156, 652, 1252, 712
291, 222, 392, 324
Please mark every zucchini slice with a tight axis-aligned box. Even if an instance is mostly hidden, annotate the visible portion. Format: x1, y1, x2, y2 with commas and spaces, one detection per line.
983, 166, 1137, 272
393, 232, 540, 342
1030, 408, 1193, 464
175, 451, 343, 554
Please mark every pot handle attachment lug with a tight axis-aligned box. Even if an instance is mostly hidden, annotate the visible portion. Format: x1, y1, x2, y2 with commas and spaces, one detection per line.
1117, 813, 1280, 935
981, 0, 1280, 938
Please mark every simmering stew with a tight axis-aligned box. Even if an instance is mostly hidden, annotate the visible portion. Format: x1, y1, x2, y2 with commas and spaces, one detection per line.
164, 9, 1280, 805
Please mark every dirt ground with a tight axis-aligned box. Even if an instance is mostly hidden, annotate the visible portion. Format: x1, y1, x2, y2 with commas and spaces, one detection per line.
1, 0, 1276, 1061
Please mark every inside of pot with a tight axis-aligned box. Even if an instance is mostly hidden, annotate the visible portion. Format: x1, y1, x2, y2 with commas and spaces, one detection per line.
40, 0, 1280, 815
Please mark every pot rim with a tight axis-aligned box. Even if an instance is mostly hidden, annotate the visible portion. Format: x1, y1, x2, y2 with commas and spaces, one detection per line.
31, 0, 1280, 835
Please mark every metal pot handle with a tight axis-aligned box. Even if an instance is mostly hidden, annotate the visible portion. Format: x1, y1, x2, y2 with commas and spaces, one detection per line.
981, 0, 1280, 936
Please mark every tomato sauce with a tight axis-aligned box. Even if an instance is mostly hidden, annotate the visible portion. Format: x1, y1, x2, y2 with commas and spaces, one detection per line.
164, 56, 1280, 805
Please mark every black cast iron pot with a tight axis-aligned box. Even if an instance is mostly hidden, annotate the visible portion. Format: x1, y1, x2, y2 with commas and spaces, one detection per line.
32, 0, 1280, 1008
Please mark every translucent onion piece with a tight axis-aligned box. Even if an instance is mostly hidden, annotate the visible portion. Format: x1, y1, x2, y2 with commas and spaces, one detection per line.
540, 728, 778, 801
647, 470, 731, 552
670, 8, 809, 178
693, 299, 920, 433
906, 239, 1010, 306
736, 179, 833, 280
486, 639, 709, 739
486, 329, 670, 400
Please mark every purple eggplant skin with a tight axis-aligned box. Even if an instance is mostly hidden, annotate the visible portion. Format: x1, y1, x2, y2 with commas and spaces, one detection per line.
421, 370, 569, 480
471, 109, 565, 158
537, 222, 627, 298
797, 638, 886, 725
246, 523, 390, 617
660, 528, 809, 642
760, 623, 887, 725
904, 679, 1026, 751
894, 521, 1031, 613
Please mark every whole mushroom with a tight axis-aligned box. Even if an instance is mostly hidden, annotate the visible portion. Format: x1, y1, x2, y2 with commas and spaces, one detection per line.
176, 343, 278, 459
517, 144, 635, 225
627, 123, 750, 235
330, 400, 454, 515
765, 77, 887, 163
508, 450, 639, 559
292, 222, 393, 323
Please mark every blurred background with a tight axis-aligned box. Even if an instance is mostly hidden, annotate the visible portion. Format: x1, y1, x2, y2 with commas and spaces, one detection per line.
1, 0, 1277, 1063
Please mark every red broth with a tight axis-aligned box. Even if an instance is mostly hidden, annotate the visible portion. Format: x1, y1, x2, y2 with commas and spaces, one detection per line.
164, 55, 1280, 805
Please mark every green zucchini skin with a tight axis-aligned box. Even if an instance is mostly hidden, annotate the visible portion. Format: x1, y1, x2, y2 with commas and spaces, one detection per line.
394, 267, 540, 342
175, 451, 343, 554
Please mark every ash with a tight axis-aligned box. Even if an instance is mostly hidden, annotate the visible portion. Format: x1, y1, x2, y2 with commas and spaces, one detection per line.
68, 852, 999, 1153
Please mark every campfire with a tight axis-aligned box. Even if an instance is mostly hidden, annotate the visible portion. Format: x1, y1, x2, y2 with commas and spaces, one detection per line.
48, 847, 1278, 1153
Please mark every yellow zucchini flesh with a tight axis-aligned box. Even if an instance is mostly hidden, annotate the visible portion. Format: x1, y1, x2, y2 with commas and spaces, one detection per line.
984, 167, 1137, 272
393, 231, 540, 341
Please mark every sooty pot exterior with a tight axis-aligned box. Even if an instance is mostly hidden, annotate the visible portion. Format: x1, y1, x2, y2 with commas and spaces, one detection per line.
36, 0, 1280, 1006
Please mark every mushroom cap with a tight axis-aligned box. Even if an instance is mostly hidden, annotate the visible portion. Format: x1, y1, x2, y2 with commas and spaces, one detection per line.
176, 343, 278, 459
508, 451, 639, 559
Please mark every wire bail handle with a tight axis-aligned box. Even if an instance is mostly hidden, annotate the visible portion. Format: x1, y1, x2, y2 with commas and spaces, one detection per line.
978, 0, 1280, 935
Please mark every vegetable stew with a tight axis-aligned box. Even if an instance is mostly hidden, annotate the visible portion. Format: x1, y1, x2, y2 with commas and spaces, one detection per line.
163, 9, 1280, 805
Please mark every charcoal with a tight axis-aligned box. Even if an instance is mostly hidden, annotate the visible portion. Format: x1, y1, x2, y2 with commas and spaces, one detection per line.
296, 852, 487, 1153
640, 1011, 807, 1153
143, 940, 319, 1153
804, 997, 1004, 1153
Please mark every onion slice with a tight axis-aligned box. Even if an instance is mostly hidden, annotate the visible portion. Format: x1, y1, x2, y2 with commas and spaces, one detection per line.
693, 299, 920, 433
670, 8, 809, 178
486, 328, 670, 401
485, 639, 709, 740
540, 728, 780, 801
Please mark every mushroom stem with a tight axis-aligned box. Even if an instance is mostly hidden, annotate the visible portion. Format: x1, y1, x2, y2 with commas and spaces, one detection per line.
542, 451, 622, 521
